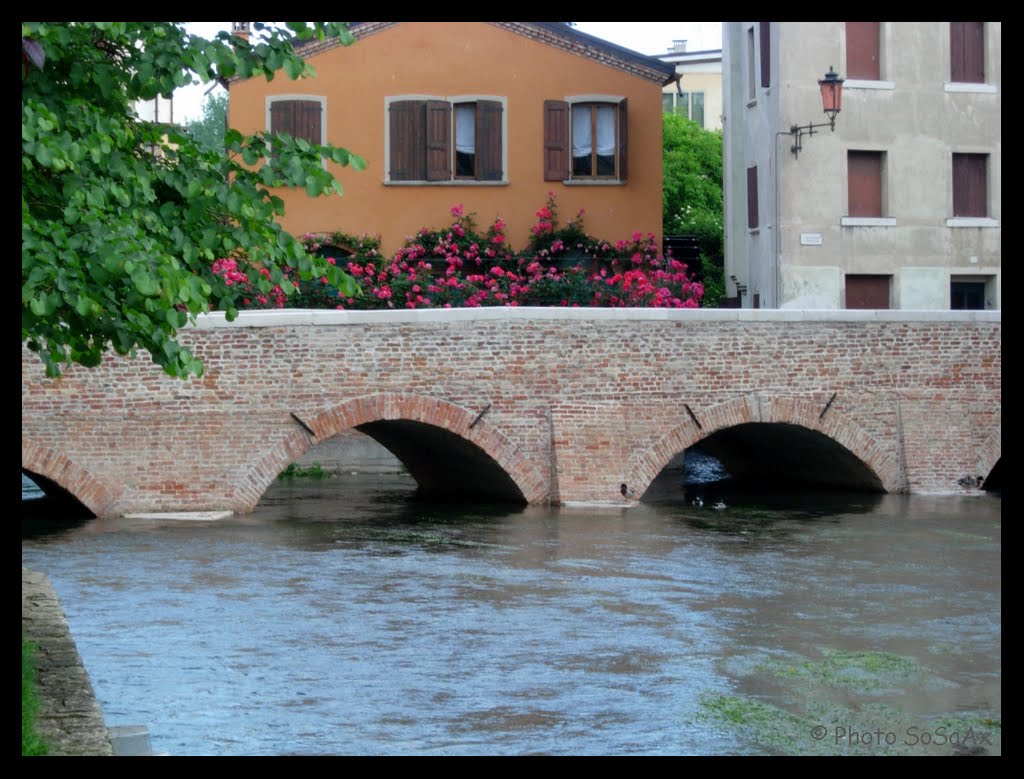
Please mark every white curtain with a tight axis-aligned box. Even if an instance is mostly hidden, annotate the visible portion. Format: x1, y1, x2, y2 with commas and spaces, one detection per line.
572, 107, 592, 157
595, 105, 615, 157
455, 104, 475, 154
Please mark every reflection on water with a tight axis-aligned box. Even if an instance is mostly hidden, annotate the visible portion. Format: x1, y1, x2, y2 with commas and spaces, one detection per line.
22, 474, 1000, 756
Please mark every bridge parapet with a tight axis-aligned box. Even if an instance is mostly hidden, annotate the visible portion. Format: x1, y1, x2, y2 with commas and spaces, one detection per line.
22, 308, 1000, 513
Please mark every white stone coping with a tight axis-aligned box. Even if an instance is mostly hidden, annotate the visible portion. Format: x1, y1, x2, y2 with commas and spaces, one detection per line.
122, 511, 234, 521
844, 79, 895, 90
944, 82, 998, 94
187, 307, 1000, 328
946, 217, 1000, 228
840, 217, 897, 227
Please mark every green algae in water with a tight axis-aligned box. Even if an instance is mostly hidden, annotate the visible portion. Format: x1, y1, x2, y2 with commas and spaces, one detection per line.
755, 649, 929, 693
698, 694, 807, 754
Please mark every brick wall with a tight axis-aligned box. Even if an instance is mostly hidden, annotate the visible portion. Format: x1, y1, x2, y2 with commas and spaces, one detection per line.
21, 309, 1001, 514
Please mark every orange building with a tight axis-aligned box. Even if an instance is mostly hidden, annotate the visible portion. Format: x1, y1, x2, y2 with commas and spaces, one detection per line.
227, 22, 676, 256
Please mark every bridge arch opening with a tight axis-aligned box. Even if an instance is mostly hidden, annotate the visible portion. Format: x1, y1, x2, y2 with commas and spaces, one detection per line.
21, 469, 95, 519
639, 421, 886, 503
982, 457, 1002, 493
239, 394, 546, 511
352, 420, 526, 503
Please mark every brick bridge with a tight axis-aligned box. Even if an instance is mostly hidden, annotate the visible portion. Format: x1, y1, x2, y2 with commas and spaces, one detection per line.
22, 308, 1001, 516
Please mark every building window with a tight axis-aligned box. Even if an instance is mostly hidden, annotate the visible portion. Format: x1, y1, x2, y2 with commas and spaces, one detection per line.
759, 22, 771, 88
952, 153, 987, 217
746, 165, 758, 229
950, 280, 985, 310
387, 97, 504, 183
846, 275, 891, 309
950, 22, 984, 83
846, 22, 880, 80
662, 91, 705, 127
848, 151, 884, 217
747, 27, 756, 101
950, 275, 995, 310
268, 97, 324, 145
544, 98, 628, 182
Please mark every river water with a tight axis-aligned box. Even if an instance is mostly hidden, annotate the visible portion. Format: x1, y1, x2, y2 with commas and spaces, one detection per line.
21, 468, 1001, 756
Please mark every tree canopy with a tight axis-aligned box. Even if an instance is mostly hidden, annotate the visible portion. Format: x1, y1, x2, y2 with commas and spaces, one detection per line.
185, 90, 228, 155
662, 113, 724, 306
22, 22, 365, 379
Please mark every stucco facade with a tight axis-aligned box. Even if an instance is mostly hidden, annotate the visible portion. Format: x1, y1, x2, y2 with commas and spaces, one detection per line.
659, 42, 723, 131
227, 22, 674, 257
722, 22, 1001, 309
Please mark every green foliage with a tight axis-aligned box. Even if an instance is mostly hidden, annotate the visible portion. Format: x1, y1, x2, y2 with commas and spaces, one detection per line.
662, 113, 724, 307
22, 22, 365, 379
278, 462, 331, 480
22, 638, 48, 756
185, 90, 228, 155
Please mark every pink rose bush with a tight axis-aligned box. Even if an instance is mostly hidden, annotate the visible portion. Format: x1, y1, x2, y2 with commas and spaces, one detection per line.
213, 195, 703, 311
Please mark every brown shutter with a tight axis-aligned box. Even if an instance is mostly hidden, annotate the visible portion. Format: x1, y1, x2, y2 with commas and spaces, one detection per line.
425, 100, 451, 181
846, 22, 880, 80
544, 100, 569, 181
476, 100, 503, 181
848, 151, 882, 217
759, 22, 771, 88
846, 275, 891, 309
618, 98, 628, 182
298, 101, 322, 145
389, 100, 425, 181
270, 100, 321, 144
746, 165, 758, 228
951, 22, 984, 83
953, 153, 986, 217
270, 101, 295, 136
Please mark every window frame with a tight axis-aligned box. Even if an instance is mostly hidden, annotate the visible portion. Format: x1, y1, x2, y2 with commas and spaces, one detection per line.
384, 94, 507, 185
544, 95, 628, 184
662, 90, 706, 127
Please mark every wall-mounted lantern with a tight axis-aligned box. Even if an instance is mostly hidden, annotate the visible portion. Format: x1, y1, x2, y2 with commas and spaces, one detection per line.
790, 66, 844, 158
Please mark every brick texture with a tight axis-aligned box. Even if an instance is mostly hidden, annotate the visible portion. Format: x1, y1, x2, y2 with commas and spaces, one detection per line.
21, 313, 1001, 512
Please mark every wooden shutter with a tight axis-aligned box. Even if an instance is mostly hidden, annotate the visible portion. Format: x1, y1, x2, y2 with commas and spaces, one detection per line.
544, 100, 569, 181
618, 98, 628, 182
476, 100, 503, 181
298, 101, 322, 145
950, 22, 984, 83
746, 165, 758, 228
270, 100, 321, 144
389, 100, 425, 181
846, 275, 890, 309
953, 153, 986, 217
846, 22, 880, 80
759, 22, 771, 88
848, 151, 882, 217
425, 100, 451, 181
270, 101, 295, 136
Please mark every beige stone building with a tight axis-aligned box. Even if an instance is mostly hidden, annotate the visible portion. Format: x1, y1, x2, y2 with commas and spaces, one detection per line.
659, 39, 723, 131
722, 22, 1000, 309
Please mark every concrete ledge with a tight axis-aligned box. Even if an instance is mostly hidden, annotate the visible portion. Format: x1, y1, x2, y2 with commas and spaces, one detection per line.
22, 568, 115, 756
122, 511, 234, 521
187, 307, 1000, 329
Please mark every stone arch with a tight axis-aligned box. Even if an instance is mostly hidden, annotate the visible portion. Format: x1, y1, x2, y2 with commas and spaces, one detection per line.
231, 393, 548, 510
624, 394, 904, 498
976, 425, 1001, 483
21, 441, 123, 517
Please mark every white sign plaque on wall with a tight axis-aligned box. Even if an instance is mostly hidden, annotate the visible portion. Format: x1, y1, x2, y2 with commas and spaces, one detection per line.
800, 233, 823, 246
